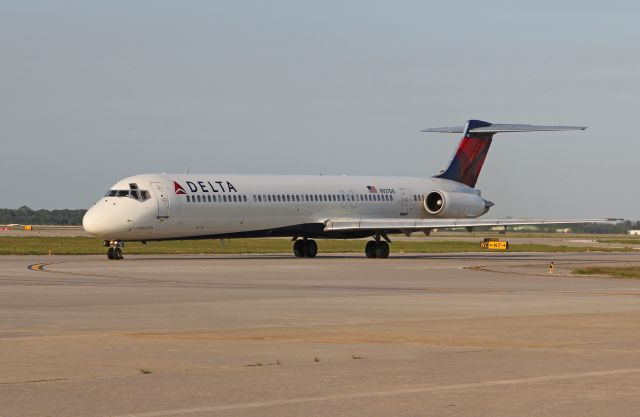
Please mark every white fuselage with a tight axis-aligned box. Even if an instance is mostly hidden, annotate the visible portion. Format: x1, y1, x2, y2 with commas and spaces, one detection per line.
82, 173, 483, 241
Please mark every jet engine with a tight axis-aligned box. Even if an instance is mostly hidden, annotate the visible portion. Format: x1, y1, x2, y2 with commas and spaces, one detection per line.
424, 190, 491, 218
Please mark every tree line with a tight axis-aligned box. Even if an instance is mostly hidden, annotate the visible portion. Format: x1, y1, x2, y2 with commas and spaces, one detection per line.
0, 206, 87, 225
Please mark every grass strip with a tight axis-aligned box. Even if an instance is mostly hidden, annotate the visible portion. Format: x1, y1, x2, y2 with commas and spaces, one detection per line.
0, 236, 634, 256
597, 239, 640, 245
572, 266, 640, 279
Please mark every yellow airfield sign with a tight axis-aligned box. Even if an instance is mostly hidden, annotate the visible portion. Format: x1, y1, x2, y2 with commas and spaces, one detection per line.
480, 239, 509, 250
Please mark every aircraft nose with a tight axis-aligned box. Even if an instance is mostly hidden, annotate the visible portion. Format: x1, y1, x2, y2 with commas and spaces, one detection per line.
82, 206, 108, 236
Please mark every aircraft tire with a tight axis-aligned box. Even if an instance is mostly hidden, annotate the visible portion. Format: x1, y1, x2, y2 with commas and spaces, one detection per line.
304, 240, 318, 258
107, 247, 115, 260
114, 247, 123, 260
375, 241, 390, 259
365, 241, 377, 258
293, 240, 304, 257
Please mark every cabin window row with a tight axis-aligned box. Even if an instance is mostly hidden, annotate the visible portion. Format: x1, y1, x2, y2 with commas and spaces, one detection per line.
187, 194, 248, 203
185, 193, 393, 203
251, 194, 393, 203
413, 194, 425, 201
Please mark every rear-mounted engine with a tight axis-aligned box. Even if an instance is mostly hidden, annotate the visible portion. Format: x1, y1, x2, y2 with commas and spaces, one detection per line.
424, 190, 490, 218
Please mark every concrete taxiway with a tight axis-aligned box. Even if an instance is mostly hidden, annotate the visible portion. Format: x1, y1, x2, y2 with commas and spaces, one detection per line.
1, 252, 640, 416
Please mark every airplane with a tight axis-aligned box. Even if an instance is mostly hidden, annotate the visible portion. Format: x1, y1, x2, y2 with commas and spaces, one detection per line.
82, 119, 616, 260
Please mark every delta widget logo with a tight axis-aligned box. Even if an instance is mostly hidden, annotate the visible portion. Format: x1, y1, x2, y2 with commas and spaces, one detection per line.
173, 181, 187, 195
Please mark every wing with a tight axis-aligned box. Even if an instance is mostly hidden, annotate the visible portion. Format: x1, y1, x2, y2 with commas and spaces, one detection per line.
324, 218, 620, 232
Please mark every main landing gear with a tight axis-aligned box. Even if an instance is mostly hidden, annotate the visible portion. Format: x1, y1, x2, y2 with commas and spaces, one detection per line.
104, 240, 124, 260
365, 233, 390, 258
365, 240, 390, 259
293, 239, 318, 258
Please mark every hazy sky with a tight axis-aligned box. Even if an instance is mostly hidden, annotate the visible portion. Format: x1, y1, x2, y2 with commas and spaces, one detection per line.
1, 1, 638, 218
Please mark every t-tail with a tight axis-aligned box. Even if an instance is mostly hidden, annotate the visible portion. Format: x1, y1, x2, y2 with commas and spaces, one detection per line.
422, 119, 586, 188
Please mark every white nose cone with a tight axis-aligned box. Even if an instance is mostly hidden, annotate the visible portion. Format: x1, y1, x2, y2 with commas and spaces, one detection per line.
82, 206, 106, 236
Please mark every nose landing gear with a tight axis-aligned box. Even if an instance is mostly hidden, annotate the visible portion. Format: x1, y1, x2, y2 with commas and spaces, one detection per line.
293, 239, 318, 258
104, 240, 125, 260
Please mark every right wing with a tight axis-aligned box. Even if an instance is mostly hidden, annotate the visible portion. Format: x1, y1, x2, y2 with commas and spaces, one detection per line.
324, 217, 620, 232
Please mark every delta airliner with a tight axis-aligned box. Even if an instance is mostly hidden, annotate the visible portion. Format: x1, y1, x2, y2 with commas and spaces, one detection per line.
82, 119, 614, 259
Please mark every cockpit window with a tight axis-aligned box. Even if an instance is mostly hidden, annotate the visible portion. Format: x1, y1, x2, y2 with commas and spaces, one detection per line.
105, 187, 151, 202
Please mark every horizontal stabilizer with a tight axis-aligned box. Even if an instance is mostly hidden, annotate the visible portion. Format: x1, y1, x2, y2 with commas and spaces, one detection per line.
324, 218, 620, 232
421, 124, 586, 134
424, 119, 586, 187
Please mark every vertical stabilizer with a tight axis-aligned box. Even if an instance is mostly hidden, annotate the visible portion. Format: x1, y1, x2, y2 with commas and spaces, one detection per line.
433, 119, 494, 188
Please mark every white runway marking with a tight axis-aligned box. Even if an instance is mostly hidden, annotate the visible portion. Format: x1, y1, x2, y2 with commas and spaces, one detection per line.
113, 368, 640, 417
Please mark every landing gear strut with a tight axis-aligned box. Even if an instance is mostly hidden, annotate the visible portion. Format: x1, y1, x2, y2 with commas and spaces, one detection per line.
293, 239, 318, 258
365, 240, 390, 259
104, 240, 124, 260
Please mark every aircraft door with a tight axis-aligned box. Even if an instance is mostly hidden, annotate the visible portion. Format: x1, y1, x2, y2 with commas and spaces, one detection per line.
399, 188, 409, 216
150, 182, 170, 218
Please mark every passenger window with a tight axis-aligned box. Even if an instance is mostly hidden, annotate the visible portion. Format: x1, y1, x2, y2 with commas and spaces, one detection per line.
390, 195, 393, 201
187, 195, 191, 202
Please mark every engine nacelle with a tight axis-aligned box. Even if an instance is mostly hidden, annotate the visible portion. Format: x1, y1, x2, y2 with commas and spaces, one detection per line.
424, 190, 489, 218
